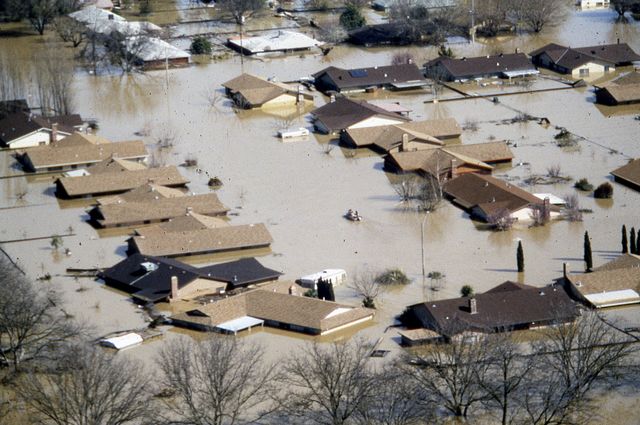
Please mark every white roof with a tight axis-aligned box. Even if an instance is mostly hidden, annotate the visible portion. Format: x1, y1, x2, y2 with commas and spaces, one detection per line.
534, 193, 566, 205
228, 30, 324, 54
503, 69, 540, 78
584, 289, 640, 308
64, 169, 90, 177
100, 333, 143, 349
216, 316, 264, 333
70, 6, 125, 24
134, 37, 191, 62
300, 269, 346, 282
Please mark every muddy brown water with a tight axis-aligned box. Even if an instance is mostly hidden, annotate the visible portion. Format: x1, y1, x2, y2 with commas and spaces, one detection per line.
1, 6, 640, 422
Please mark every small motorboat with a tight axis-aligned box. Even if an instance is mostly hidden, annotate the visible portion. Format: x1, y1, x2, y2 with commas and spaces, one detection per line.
345, 209, 363, 222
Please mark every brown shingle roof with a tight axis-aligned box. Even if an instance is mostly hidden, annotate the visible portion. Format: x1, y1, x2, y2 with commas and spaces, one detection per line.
443, 173, 542, 213
97, 183, 186, 205
386, 141, 513, 174
408, 281, 576, 336
594, 253, 640, 272
56, 165, 189, 197
611, 158, 640, 187
344, 118, 460, 152
312, 97, 410, 133
567, 269, 640, 296
22, 140, 147, 171
530, 43, 640, 70
90, 193, 229, 227
222, 73, 311, 107
129, 223, 273, 257
171, 289, 374, 334
0, 112, 77, 145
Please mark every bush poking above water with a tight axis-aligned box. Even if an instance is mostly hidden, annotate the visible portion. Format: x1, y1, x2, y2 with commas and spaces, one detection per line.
375, 268, 410, 286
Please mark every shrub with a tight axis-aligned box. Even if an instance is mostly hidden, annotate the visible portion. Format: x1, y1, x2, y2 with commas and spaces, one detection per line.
574, 178, 594, 191
303, 289, 318, 298
139, 0, 153, 15
191, 36, 212, 55
594, 182, 613, 199
339, 5, 366, 30
375, 268, 410, 285
460, 285, 474, 297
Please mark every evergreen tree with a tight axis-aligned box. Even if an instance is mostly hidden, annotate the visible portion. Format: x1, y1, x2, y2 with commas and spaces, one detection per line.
584, 231, 593, 272
517, 241, 524, 272
622, 224, 628, 254
631, 227, 636, 255
339, 4, 366, 30
636, 228, 640, 255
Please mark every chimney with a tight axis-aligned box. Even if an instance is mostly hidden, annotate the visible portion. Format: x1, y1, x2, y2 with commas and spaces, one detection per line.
50, 123, 58, 144
543, 197, 551, 221
563, 262, 569, 279
469, 297, 477, 314
515, 47, 520, 54
450, 158, 458, 178
401, 133, 409, 151
329, 94, 336, 103
169, 276, 178, 302
186, 206, 193, 215
289, 285, 298, 296
617, 38, 620, 44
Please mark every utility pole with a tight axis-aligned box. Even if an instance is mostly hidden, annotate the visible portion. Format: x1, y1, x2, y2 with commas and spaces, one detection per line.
470, 0, 476, 44
421, 211, 429, 301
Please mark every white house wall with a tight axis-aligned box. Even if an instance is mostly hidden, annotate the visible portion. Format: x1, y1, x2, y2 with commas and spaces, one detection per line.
262, 93, 298, 108
571, 61, 613, 77
7, 130, 57, 149
348, 116, 406, 130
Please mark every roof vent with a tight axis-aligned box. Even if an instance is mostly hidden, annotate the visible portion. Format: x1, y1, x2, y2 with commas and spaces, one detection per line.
140, 262, 158, 272
576, 281, 582, 287
539, 290, 545, 296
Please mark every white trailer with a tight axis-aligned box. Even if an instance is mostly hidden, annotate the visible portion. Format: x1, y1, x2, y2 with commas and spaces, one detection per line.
299, 269, 347, 289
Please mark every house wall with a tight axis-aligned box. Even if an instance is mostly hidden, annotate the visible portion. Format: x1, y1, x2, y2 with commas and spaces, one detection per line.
571, 62, 613, 78
6, 130, 61, 149
177, 278, 227, 300
262, 93, 298, 108
348, 116, 406, 130
143, 57, 189, 70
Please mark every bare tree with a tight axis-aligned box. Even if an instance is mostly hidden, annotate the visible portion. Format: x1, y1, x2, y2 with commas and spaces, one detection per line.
480, 332, 533, 425
474, 0, 513, 37
512, 0, 569, 33
104, 31, 150, 74
562, 194, 583, 222
216, 0, 264, 25
157, 336, 276, 425
0, 257, 80, 372
417, 175, 444, 212
402, 330, 491, 419
7, 0, 77, 35
523, 311, 638, 425
349, 270, 384, 308
486, 208, 515, 231
19, 344, 151, 425
392, 175, 421, 202
355, 365, 426, 425
278, 339, 378, 425
34, 46, 75, 115
0, 45, 30, 101
54, 15, 86, 47
391, 52, 415, 66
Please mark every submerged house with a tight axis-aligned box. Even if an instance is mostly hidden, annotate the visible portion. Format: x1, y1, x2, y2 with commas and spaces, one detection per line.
595, 71, 640, 106
18, 135, 148, 172
311, 97, 411, 134
400, 281, 577, 344
563, 255, 640, 308
611, 158, 640, 191
443, 173, 557, 223
424, 53, 538, 81
99, 254, 281, 304
226, 30, 323, 55
385, 141, 513, 177
88, 193, 229, 228
529, 42, 640, 77
55, 160, 189, 198
127, 218, 273, 258
348, 23, 433, 47
312, 64, 429, 94
0, 112, 83, 149
171, 288, 374, 336
342, 118, 461, 154
222, 73, 313, 109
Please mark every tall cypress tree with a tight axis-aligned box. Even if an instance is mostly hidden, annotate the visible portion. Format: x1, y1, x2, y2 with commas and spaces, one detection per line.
517, 241, 524, 273
631, 227, 637, 255
584, 231, 593, 272
636, 228, 640, 255
622, 224, 628, 254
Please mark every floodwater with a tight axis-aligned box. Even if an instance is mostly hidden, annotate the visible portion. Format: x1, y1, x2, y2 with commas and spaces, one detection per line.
1, 5, 640, 421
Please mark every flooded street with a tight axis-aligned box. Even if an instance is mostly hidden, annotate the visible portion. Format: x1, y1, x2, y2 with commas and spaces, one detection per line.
1, 6, 640, 419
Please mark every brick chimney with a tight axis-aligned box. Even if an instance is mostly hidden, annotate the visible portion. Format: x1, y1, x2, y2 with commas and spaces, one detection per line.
329, 94, 336, 103
289, 285, 298, 296
469, 297, 477, 314
450, 158, 458, 179
401, 133, 409, 151
169, 276, 178, 302
50, 123, 58, 144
